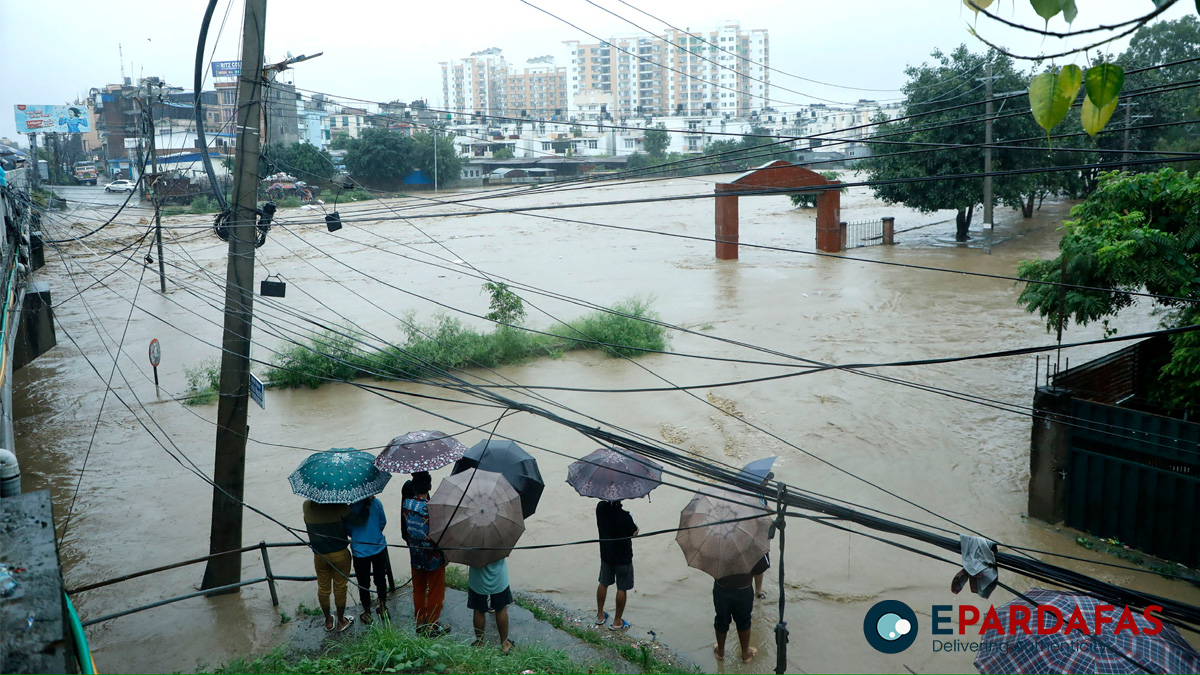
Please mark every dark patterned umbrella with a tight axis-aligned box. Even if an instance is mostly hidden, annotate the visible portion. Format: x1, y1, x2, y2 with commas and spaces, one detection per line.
289, 448, 391, 504
374, 430, 467, 474
974, 588, 1200, 674
567, 447, 663, 501
452, 440, 543, 518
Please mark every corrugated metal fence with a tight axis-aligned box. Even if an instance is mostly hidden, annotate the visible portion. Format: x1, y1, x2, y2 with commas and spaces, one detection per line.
1065, 398, 1200, 567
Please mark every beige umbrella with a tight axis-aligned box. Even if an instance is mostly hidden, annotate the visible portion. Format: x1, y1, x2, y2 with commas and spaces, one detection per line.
676, 488, 771, 579
429, 469, 525, 568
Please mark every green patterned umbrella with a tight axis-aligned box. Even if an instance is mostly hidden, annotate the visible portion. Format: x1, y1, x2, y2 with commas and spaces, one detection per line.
288, 448, 391, 504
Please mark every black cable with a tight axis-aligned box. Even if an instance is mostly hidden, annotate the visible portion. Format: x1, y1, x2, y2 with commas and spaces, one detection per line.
194, 0, 229, 211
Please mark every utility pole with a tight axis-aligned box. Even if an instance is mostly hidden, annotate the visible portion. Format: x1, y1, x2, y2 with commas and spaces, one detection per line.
201, 0, 267, 594
433, 124, 439, 193
141, 92, 167, 293
28, 133, 39, 189
982, 60, 994, 255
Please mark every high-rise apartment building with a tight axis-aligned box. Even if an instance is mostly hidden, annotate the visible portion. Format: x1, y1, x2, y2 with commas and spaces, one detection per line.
565, 21, 769, 119
441, 22, 768, 122
495, 57, 571, 121
441, 48, 508, 118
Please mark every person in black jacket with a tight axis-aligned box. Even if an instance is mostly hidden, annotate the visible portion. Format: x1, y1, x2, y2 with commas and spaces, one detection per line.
594, 500, 638, 630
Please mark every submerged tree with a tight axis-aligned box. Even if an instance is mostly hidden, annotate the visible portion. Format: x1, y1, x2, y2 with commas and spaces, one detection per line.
860, 46, 1042, 241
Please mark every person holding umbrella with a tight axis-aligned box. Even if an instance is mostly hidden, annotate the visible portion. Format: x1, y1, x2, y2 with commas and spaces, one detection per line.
595, 499, 638, 631
291, 448, 391, 634
302, 500, 359, 633
676, 488, 771, 664
469, 557, 514, 654
428, 468, 526, 653
347, 495, 389, 625
566, 447, 663, 632
402, 471, 449, 636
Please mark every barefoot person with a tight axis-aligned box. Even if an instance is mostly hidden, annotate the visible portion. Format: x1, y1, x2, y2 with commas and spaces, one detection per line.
402, 472, 448, 635
302, 500, 357, 632
713, 565, 761, 663
468, 557, 514, 654
348, 495, 389, 624
595, 499, 638, 631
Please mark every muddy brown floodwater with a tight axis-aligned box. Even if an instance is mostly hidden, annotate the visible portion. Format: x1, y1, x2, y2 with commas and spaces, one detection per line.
16, 175, 1200, 673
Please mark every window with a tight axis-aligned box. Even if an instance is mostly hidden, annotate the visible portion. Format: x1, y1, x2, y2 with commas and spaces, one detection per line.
624, 139, 635, 148
342, 116, 348, 126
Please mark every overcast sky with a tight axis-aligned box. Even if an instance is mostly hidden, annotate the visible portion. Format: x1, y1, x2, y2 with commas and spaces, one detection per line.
1, 0, 1193, 143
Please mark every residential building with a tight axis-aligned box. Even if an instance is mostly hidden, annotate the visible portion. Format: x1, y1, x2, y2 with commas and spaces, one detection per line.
441, 48, 508, 118
496, 57, 570, 121
329, 107, 368, 143
297, 96, 330, 148
565, 21, 769, 119
264, 79, 300, 146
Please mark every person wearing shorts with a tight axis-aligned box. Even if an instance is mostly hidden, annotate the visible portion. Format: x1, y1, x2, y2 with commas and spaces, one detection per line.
595, 499, 638, 630
468, 558, 513, 654
713, 571, 757, 663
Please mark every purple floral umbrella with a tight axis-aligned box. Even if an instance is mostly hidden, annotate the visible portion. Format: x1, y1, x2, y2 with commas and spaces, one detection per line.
975, 588, 1200, 674
567, 447, 663, 501
374, 430, 467, 474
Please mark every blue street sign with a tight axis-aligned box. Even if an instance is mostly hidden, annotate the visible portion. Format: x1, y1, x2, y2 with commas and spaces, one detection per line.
250, 373, 265, 410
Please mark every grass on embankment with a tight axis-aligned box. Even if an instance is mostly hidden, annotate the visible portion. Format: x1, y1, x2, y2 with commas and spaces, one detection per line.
266, 298, 668, 390
213, 624, 611, 675
443, 566, 692, 675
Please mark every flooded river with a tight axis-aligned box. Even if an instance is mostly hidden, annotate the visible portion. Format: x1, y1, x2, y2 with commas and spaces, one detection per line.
16, 177, 1200, 673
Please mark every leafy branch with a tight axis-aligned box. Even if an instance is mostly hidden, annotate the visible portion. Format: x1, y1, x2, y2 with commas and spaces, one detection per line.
963, 0, 1179, 40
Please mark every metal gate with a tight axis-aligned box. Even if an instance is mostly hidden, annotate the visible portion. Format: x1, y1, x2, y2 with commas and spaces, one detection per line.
1064, 399, 1200, 566
842, 218, 885, 249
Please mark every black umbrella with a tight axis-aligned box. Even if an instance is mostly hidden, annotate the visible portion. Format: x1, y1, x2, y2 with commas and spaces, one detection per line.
452, 440, 544, 518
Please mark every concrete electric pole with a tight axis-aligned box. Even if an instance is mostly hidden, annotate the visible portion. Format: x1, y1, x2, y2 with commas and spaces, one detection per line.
982, 60, 994, 255
201, 0, 267, 593
140, 92, 167, 293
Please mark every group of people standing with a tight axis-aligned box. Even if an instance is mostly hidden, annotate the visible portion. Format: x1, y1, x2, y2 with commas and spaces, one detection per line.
301, 471, 514, 653
303, 474, 770, 664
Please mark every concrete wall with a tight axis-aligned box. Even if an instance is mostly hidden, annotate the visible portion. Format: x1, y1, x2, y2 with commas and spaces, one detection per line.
0, 490, 74, 674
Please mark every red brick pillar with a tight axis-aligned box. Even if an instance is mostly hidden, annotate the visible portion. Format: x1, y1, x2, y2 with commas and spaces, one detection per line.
715, 183, 739, 260
815, 186, 842, 252
883, 216, 895, 245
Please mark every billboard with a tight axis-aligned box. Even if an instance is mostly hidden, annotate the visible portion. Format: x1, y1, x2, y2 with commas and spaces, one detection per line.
211, 61, 241, 77
14, 104, 92, 134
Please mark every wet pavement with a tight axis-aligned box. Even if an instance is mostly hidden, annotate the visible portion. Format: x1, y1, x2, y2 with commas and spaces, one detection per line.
16, 176, 1200, 673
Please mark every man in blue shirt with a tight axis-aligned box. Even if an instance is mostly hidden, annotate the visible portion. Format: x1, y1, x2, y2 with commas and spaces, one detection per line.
348, 495, 389, 624
468, 558, 513, 654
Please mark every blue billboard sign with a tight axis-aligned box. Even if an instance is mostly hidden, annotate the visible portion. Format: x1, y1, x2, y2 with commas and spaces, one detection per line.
211, 61, 241, 77
13, 105, 92, 134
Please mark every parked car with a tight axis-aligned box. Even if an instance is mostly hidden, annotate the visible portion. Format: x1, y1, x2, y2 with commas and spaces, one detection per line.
105, 179, 136, 193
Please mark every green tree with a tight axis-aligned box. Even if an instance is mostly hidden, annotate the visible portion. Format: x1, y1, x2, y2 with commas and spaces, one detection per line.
789, 171, 846, 208
1018, 169, 1200, 414
410, 132, 462, 187
330, 131, 353, 151
261, 142, 335, 183
344, 127, 415, 187
644, 124, 670, 158
482, 281, 526, 326
492, 145, 515, 159
860, 46, 1062, 241
1114, 16, 1200, 173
